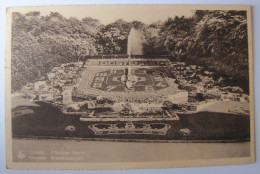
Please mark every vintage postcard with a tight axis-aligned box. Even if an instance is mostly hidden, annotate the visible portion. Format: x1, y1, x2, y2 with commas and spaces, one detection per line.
5, 5, 255, 169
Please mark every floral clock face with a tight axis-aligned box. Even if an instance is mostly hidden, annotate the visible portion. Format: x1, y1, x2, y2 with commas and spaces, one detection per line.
91, 68, 169, 92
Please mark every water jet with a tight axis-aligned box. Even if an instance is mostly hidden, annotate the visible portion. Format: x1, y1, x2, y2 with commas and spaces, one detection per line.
127, 28, 143, 58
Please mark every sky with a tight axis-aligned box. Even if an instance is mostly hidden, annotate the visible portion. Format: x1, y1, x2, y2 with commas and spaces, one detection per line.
8, 5, 198, 24
8, 4, 250, 25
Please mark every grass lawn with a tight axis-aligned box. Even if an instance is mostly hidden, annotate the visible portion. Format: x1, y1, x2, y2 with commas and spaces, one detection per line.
11, 101, 250, 141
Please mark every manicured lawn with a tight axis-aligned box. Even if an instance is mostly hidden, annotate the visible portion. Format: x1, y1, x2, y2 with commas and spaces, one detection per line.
12, 101, 250, 141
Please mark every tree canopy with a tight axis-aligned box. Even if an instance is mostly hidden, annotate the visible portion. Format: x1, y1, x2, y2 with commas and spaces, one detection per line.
11, 10, 249, 92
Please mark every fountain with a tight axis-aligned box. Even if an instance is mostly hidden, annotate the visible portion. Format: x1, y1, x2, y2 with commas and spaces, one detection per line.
127, 28, 143, 57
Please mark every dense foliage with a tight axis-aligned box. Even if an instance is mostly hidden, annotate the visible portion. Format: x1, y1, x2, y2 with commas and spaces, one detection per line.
11, 10, 249, 92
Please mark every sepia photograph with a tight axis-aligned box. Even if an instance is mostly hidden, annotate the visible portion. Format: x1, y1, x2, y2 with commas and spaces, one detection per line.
5, 4, 255, 169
